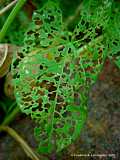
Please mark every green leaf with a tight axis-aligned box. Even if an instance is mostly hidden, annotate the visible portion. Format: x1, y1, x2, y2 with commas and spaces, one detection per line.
11, 0, 120, 154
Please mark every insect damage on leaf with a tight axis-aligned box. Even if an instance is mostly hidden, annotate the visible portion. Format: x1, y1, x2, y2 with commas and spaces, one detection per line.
11, 0, 120, 154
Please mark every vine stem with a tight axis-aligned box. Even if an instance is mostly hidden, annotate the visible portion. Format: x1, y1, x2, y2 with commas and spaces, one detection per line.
0, 125, 40, 160
1, 104, 20, 126
0, 0, 27, 42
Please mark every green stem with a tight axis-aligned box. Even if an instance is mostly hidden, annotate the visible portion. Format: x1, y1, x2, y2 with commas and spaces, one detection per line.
0, 125, 40, 160
2, 105, 20, 126
0, 0, 17, 16
0, 0, 27, 42
1, 107, 49, 160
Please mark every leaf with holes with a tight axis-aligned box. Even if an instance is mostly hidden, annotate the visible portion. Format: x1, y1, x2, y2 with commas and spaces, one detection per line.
11, 0, 119, 154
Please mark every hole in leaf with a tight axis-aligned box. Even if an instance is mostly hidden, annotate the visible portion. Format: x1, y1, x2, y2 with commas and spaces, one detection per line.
61, 36, 67, 40
32, 107, 37, 112
55, 56, 61, 62
44, 103, 50, 108
27, 30, 35, 35
55, 76, 60, 81
39, 65, 43, 70
39, 80, 49, 88
68, 48, 71, 53
13, 58, 21, 68
25, 39, 33, 45
95, 26, 103, 36
57, 9, 61, 13
81, 19, 85, 25
34, 19, 43, 25
75, 31, 85, 40
34, 33, 40, 38
63, 63, 70, 74
48, 15, 54, 22
85, 21, 89, 28
70, 73, 75, 80
48, 33, 53, 39
83, 36, 91, 43
37, 98, 43, 110
22, 96, 32, 102
48, 85, 57, 92
113, 41, 118, 46
51, 26, 57, 31
17, 52, 24, 58
57, 95, 64, 103
48, 92, 56, 100
13, 73, 20, 79
45, 108, 48, 113
58, 45, 64, 51
54, 111, 60, 118
74, 92, 80, 105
